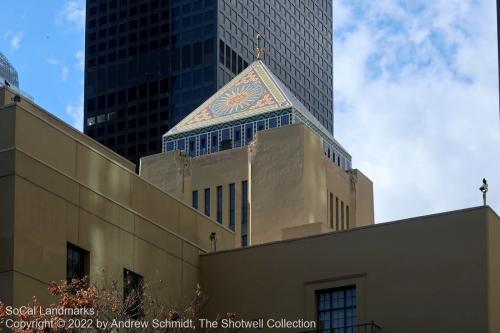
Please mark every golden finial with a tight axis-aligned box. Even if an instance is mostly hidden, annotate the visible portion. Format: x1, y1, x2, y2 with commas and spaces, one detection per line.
256, 34, 265, 60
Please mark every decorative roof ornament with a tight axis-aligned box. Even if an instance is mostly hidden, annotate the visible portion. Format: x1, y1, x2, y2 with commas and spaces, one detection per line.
256, 34, 265, 60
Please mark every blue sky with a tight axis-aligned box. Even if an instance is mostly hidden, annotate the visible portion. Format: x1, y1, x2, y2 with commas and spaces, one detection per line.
1, 0, 499, 222
0, 0, 85, 127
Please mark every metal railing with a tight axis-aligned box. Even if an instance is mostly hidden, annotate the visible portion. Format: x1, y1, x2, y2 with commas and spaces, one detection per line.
301, 322, 382, 333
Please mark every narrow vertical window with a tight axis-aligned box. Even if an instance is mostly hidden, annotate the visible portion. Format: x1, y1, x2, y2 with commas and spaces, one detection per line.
241, 180, 248, 247
219, 40, 225, 64
189, 138, 196, 157
245, 125, 253, 143
192, 190, 198, 209
346, 205, 350, 229
123, 269, 144, 319
204, 188, 211, 216
335, 197, 339, 230
200, 136, 207, 155
329, 193, 334, 229
229, 183, 235, 230
216, 185, 223, 224
341, 201, 345, 230
225, 45, 230, 68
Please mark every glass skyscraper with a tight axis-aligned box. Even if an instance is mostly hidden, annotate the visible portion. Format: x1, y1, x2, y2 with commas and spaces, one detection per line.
84, 0, 333, 165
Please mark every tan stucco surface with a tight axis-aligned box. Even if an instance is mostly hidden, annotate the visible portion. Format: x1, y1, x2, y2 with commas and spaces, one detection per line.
2, 86, 499, 333
0, 87, 235, 306
142, 123, 374, 247
200, 206, 500, 333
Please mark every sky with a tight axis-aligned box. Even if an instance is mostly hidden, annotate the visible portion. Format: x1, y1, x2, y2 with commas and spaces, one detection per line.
1, 0, 499, 222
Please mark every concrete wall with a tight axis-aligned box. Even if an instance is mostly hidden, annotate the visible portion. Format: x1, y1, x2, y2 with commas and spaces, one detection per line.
352, 170, 375, 228
488, 207, 500, 332
0, 87, 235, 307
142, 123, 374, 247
142, 147, 249, 249
140, 151, 190, 201
0, 92, 16, 305
250, 125, 307, 245
200, 206, 500, 333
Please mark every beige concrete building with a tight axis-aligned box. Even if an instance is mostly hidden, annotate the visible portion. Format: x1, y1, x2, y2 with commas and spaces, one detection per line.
200, 206, 500, 333
141, 61, 374, 248
141, 123, 373, 248
0, 86, 235, 308
1, 80, 499, 333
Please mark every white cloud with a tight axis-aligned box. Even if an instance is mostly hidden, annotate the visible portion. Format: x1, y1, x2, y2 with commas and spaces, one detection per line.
334, 0, 500, 222
75, 51, 84, 71
66, 96, 83, 131
59, 1, 85, 30
46, 58, 59, 65
46, 58, 70, 82
10, 32, 23, 50
61, 66, 69, 81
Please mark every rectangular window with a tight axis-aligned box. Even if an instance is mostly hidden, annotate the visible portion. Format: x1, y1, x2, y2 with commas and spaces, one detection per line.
245, 124, 253, 143
123, 269, 144, 319
192, 190, 198, 209
317, 286, 357, 332
229, 183, 235, 230
165, 141, 174, 151
204, 188, 211, 216
189, 137, 196, 157
233, 127, 241, 147
219, 40, 225, 64
281, 114, 290, 125
335, 197, 339, 230
231, 50, 237, 74
268, 117, 277, 128
329, 193, 334, 229
177, 139, 185, 151
217, 186, 223, 224
257, 120, 265, 131
225, 45, 231, 68
200, 135, 207, 155
241, 180, 248, 247
341, 201, 345, 230
211, 132, 218, 153
67, 244, 89, 281
346, 205, 350, 229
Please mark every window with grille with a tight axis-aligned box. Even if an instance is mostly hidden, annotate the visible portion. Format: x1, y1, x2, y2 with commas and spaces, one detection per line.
317, 286, 357, 333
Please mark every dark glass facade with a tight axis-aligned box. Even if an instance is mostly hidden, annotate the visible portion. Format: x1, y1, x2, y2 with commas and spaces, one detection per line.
217, 0, 334, 133
84, 0, 218, 165
84, 0, 334, 165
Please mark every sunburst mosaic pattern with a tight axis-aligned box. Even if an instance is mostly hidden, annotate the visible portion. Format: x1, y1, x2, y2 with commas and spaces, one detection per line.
168, 64, 286, 134
209, 83, 265, 116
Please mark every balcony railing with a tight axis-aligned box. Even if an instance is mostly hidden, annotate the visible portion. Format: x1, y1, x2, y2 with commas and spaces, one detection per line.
301, 322, 382, 333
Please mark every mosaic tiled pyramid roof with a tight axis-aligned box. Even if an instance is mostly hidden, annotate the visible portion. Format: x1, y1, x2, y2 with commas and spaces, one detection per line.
165, 61, 334, 142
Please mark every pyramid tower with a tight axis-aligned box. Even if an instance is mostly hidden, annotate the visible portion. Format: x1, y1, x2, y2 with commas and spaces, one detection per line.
163, 61, 351, 170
